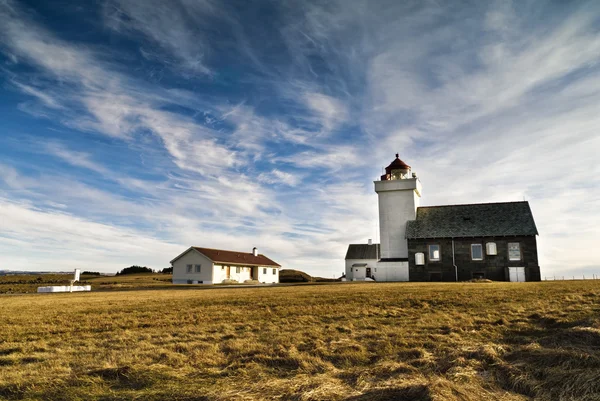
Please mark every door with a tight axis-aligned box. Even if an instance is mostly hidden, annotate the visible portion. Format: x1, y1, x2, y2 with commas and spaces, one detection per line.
509, 267, 525, 282
366, 267, 372, 278
226, 266, 230, 279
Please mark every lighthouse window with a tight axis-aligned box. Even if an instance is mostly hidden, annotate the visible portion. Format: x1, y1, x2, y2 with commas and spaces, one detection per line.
428, 245, 440, 261
471, 244, 483, 260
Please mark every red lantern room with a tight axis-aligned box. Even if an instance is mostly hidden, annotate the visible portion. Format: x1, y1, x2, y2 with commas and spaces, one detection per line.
380, 154, 411, 181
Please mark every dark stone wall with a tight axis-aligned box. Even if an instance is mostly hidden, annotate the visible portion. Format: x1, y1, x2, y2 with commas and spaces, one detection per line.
407, 236, 540, 282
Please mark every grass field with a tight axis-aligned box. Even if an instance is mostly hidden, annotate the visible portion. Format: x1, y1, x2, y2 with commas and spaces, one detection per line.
1, 281, 600, 400
0, 273, 173, 294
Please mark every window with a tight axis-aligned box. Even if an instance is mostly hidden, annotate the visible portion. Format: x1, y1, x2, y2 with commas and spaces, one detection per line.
221, 266, 225, 270
471, 244, 483, 260
186, 264, 192, 273
236, 266, 240, 273
272, 268, 276, 275
486, 242, 497, 255
195, 264, 201, 273
263, 268, 267, 274
428, 245, 440, 261
508, 243, 521, 261
415, 252, 425, 265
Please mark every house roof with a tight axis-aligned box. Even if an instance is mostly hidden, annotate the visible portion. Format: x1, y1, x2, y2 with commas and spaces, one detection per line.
345, 244, 381, 260
405, 201, 538, 239
171, 247, 281, 267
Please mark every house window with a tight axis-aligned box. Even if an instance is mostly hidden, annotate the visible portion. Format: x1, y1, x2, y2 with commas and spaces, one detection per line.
236, 266, 240, 273
221, 266, 225, 270
195, 264, 201, 273
272, 268, 276, 274
263, 268, 267, 274
486, 242, 497, 255
471, 244, 483, 260
428, 245, 440, 261
186, 264, 192, 273
508, 243, 521, 261
415, 252, 425, 265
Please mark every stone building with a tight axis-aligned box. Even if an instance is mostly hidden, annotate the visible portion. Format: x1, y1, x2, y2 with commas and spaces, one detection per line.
345, 154, 540, 282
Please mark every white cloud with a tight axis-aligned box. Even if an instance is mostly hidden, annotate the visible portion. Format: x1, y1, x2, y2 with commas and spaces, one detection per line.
303, 92, 349, 132
44, 143, 109, 175
257, 169, 300, 187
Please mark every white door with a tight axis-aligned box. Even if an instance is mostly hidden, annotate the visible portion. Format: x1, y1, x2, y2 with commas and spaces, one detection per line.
509, 267, 526, 282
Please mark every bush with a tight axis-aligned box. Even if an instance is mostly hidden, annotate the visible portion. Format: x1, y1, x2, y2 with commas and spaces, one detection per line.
116, 266, 153, 276
82, 271, 101, 276
161, 267, 173, 274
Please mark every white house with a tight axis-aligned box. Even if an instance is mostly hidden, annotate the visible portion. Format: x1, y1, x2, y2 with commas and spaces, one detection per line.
171, 246, 281, 285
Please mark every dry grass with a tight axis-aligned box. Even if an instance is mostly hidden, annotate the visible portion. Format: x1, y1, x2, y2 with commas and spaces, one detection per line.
0, 273, 173, 294
1, 281, 600, 400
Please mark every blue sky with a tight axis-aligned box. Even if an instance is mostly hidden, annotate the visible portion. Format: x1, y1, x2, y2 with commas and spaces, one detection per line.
0, 0, 598, 277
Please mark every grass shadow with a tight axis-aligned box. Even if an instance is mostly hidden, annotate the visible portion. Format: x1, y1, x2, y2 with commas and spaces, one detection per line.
344, 384, 432, 401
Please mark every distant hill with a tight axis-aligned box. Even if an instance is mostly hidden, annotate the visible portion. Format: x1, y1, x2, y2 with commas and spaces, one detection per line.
279, 269, 340, 283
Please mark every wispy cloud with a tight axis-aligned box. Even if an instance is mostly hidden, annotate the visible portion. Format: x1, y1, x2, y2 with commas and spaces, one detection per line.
0, 0, 598, 277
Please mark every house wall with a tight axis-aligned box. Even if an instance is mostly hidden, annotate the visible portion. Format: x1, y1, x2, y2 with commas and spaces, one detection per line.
407, 236, 540, 282
172, 250, 214, 284
345, 258, 379, 281
375, 178, 421, 259
258, 266, 279, 283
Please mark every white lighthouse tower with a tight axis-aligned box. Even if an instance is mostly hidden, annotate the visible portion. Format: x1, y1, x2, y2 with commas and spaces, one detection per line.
374, 154, 421, 281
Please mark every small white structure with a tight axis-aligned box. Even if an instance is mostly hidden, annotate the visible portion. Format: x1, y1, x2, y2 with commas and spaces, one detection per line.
171, 246, 281, 285
345, 242, 379, 281
38, 285, 91, 293
37, 269, 91, 293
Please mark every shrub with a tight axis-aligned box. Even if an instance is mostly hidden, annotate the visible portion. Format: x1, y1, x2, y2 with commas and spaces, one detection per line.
116, 266, 153, 276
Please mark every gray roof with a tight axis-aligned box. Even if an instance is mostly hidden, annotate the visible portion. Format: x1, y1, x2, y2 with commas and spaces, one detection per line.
405, 201, 538, 239
345, 244, 381, 260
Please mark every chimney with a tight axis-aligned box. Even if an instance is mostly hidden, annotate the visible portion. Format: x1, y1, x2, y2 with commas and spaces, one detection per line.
368, 239, 373, 245
252, 247, 258, 256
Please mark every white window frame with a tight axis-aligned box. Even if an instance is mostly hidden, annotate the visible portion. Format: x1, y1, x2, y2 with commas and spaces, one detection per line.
195, 264, 201, 273
428, 245, 440, 262
186, 264, 193, 273
471, 244, 483, 261
415, 252, 425, 265
508, 242, 521, 261
272, 268, 276, 275
486, 242, 497, 255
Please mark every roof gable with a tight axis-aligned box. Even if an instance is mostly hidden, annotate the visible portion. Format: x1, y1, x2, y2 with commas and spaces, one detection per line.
345, 244, 381, 260
406, 201, 538, 239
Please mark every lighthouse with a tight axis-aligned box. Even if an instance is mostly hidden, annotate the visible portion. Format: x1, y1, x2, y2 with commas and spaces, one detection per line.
369, 154, 421, 280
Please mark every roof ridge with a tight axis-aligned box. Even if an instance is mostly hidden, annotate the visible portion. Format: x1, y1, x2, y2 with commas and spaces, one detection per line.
418, 200, 529, 209
193, 246, 258, 255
